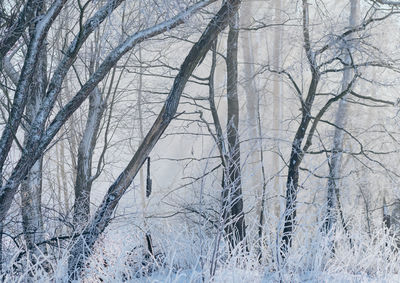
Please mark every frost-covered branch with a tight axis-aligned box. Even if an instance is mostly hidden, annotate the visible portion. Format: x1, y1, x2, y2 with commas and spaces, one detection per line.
0, 0, 66, 184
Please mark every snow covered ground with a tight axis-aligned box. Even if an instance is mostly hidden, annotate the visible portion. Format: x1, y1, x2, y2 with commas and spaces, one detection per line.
3, 220, 400, 282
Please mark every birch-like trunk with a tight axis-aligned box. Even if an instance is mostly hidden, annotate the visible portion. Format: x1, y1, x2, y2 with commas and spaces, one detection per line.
72, 39, 106, 230
325, 0, 360, 235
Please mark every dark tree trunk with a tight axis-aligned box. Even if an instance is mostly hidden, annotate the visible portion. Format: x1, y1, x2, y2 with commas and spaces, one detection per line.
223, 11, 246, 250
281, 72, 319, 258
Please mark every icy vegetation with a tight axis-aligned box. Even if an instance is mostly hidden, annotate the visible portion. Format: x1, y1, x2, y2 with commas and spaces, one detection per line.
2, 0, 400, 281
3, 220, 400, 282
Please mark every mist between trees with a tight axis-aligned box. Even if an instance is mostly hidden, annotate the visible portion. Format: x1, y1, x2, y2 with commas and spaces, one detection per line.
1, 0, 400, 281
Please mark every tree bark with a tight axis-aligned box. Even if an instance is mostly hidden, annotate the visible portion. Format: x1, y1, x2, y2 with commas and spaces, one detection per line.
223, 11, 247, 250
281, 73, 319, 257
56, 136, 70, 215
19, 2, 48, 260
2, 14, 47, 259
73, 86, 105, 229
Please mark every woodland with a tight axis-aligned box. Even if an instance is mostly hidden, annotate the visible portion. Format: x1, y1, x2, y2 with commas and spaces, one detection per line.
1, 0, 400, 281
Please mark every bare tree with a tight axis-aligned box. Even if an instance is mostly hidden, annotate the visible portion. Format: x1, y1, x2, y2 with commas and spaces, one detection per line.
72, 60, 105, 230
2, 0, 400, 280
278, 0, 395, 258
280, 0, 322, 257
222, 10, 247, 250
2, 4, 48, 260
67, 0, 241, 278
0, 0, 125, 225
324, 0, 360, 241
0, 0, 218, 228
205, 12, 247, 253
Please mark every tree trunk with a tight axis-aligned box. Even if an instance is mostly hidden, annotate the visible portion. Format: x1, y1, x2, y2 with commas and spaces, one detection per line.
20, 4, 48, 260
223, 11, 247, 250
325, 0, 360, 236
280, 73, 319, 257
73, 41, 106, 230
0, 0, 65, 186
56, 137, 70, 215
73, 86, 105, 229
280, 0, 320, 258
2, 9, 48, 259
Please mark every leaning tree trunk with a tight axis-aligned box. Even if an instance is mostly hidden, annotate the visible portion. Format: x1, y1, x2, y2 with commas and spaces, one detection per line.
325, 0, 360, 236
67, 0, 242, 279
223, 11, 247, 250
